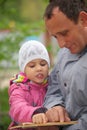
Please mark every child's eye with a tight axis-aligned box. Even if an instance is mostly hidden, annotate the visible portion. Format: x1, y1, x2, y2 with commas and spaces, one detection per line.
40, 63, 46, 66
27, 63, 35, 68
40, 60, 47, 66
29, 65, 35, 68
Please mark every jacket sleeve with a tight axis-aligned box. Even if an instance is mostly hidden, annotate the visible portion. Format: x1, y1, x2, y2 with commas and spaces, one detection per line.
8, 83, 43, 123
43, 60, 65, 109
63, 57, 87, 130
62, 117, 87, 130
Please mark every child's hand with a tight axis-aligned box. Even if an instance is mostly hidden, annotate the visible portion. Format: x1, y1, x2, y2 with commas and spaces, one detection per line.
32, 113, 48, 124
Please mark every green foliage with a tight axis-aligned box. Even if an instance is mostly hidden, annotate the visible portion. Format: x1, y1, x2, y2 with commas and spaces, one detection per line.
0, 88, 11, 130
0, 20, 44, 67
0, 0, 47, 68
0, 88, 9, 111
0, 0, 20, 24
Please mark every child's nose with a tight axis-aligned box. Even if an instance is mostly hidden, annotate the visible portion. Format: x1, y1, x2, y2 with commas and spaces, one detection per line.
36, 65, 42, 71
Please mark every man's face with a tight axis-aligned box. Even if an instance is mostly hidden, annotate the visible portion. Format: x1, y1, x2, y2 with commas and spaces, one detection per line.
45, 7, 87, 54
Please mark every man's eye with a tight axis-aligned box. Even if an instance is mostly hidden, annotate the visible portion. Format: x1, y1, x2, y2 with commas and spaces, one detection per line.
62, 32, 67, 36
53, 35, 57, 38
61, 30, 69, 36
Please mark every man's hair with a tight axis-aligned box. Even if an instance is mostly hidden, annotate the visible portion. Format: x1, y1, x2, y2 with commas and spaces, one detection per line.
44, 0, 87, 23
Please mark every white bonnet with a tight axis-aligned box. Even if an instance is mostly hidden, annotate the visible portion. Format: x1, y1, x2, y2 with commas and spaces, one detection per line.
18, 40, 50, 72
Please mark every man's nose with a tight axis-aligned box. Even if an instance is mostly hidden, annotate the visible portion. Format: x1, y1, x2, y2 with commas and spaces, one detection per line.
56, 37, 66, 48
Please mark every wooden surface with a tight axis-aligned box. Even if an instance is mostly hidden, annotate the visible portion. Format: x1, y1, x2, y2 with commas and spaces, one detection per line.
10, 121, 78, 129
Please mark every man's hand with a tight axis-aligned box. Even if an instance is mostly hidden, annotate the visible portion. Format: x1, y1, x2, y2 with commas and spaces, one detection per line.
32, 113, 48, 124
46, 106, 71, 122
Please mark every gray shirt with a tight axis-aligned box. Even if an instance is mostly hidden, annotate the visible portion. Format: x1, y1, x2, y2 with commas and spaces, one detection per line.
44, 47, 87, 130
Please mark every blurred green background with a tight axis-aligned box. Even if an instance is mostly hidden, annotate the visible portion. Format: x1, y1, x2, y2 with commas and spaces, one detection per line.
0, 0, 58, 129
1, 0, 87, 129
0, 0, 46, 129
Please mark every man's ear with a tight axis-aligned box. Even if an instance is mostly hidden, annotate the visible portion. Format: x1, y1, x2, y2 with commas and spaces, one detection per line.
79, 11, 87, 26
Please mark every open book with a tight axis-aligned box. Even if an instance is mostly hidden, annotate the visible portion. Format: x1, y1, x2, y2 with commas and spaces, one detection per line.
10, 121, 78, 129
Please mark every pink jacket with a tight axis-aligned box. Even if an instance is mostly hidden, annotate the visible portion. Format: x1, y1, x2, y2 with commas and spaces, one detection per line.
8, 75, 48, 124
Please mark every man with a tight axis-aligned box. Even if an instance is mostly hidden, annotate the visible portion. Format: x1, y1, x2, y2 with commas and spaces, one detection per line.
43, 0, 87, 129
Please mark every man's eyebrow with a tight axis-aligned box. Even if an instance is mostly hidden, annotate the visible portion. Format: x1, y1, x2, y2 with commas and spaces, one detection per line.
56, 30, 69, 35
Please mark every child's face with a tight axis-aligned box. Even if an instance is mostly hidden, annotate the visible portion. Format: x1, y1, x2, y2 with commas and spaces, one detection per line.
24, 59, 49, 84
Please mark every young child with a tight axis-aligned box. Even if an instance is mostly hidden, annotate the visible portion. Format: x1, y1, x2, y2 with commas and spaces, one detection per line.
8, 40, 58, 130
